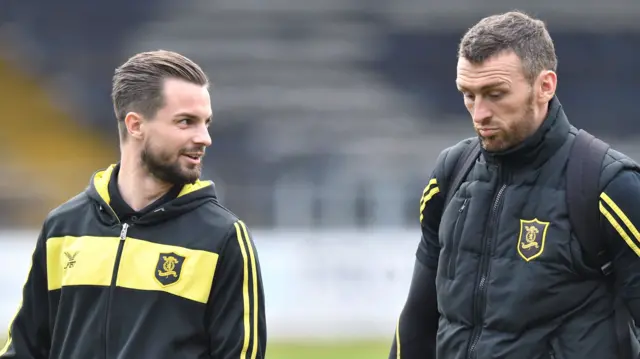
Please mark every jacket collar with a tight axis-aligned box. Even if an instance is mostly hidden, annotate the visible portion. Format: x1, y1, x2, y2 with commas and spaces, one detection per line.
481, 96, 570, 169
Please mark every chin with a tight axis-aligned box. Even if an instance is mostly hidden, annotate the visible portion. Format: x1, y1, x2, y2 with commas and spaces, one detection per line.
481, 138, 508, 152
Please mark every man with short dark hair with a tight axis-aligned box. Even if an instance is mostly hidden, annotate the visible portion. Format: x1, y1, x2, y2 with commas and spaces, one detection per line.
389, 11, 640, 359
0, 50, 267, 359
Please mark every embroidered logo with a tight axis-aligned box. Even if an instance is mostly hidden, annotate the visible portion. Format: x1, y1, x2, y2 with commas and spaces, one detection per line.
155, 252, 185, 287
517, 218, 550, 261
63, 251, 78, 269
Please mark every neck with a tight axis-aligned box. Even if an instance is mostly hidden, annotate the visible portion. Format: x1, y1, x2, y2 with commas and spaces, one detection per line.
117, 152, 174, 212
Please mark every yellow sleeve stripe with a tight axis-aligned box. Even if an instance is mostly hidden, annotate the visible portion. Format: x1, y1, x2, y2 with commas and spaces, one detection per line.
600, 192, 640, 256
600, 201, 640, 257
395, 317, 401, 359
420, 179, 440, 223
234, 220, 260, 359
420, 178, 438, 206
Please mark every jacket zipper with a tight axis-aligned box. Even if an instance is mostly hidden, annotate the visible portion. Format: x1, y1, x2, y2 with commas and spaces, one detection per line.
467, 174, 506, 359
448, 198, 469, 278
104, 223, 129, 359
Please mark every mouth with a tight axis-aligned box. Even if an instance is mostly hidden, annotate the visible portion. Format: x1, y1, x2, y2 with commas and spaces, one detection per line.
478, 128, 499, 137
181, 153, 204, 164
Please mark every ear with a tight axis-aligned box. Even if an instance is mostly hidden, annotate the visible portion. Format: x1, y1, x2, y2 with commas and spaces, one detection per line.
537, 70, 557, 104
123, 112, 145, 140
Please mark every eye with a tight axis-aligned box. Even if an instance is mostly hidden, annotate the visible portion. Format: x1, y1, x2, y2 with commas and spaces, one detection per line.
487, 91, 504, 100
178, 118, 191, 125
462, 92, 475, 101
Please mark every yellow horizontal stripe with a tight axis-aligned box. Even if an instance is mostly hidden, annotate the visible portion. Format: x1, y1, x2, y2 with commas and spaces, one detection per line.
116, 238, 219, 304
46, 235, 219, 303
600, 202, 640, 257
46, 236, 120, 290
600, 192, 640, 246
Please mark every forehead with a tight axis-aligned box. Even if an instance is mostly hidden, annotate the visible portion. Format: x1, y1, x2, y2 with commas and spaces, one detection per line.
160, 78, 212, 118
456, 52, 526, 90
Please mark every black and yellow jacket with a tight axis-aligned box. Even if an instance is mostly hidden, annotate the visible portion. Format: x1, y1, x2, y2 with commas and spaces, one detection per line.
390, 97, 640, 359
0, 164, 266, 359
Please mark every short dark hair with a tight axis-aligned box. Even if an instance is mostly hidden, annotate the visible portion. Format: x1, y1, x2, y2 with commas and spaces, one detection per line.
111, 50, 209, 139
458, 11, 557, 83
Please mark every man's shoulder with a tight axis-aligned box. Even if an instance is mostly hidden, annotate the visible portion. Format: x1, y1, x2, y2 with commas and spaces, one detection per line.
598, 141, 640, 190
197, 199, 249, 238
432, 136, 478, 180
45, 191, 92, 226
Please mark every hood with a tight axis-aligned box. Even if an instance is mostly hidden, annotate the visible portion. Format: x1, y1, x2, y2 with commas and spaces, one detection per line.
85, 164, 219, 225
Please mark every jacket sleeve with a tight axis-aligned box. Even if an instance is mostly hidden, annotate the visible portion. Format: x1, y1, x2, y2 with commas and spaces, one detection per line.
207, 220, 266, 359
0, 228, 50, 359
599, 169, 640, 321
389, 154, 446, 359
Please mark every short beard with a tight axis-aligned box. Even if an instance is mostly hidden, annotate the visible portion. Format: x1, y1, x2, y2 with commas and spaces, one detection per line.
479, 90, 536, 152
140, 146, 200, 186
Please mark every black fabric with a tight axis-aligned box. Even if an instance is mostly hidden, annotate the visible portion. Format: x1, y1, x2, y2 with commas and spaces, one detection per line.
107, 163, 181, 223
444, 138, 480, 208
566, 129, 611, 272
388, 260, 439, 359
443, 127, 637, 358
404, 96, 639, 359
566, 130, 636, 359
1, 165, 267, 359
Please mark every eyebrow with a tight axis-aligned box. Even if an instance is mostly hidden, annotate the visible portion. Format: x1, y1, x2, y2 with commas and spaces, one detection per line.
457, 81, 508, 92
175, 112, 212, 122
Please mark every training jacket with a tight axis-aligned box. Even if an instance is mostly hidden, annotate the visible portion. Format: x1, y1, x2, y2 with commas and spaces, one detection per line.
0, 164, 267, 359
390, 96, 640, 359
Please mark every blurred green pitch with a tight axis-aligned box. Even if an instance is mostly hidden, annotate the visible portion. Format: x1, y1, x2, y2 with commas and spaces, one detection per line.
267, 340, 389, 359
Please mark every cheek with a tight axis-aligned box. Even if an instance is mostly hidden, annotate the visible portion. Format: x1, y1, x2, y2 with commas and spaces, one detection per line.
495, 101, 526, 126
146, 138, 179, 160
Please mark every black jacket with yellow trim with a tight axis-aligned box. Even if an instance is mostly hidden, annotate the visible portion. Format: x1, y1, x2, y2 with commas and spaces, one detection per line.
0, 164, 267, 359
390, 97, 640, 359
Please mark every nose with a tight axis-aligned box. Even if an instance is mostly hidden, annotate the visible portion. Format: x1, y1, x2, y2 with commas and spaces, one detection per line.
193, 124, 212, 147
471, 98, 492, 125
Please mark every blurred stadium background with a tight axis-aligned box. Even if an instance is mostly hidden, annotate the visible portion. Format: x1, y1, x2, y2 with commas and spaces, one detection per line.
1, 0, 640, 357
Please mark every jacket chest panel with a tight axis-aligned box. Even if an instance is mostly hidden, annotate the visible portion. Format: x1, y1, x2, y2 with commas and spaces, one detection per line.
46, 231, 219, 304
438, 154, 576, 276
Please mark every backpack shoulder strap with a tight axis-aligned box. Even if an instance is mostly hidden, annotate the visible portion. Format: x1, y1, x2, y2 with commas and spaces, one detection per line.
566, 129, 611, 274
566, 130, 637, 359
444, 138, 481, 207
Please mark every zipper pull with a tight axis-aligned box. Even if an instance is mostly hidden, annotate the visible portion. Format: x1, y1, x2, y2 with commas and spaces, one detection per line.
120, 223, 129, 241
459, 199, 469, 213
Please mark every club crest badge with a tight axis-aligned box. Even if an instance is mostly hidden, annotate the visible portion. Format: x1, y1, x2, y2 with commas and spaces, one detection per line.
517, 218, 549, 261
155, 252, 185, 287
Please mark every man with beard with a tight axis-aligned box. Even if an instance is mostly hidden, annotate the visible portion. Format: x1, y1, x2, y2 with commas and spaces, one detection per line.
389, 11, 640, 359
0, 50, 266, 359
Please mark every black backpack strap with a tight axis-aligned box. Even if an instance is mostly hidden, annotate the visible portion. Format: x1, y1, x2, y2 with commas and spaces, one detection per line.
444, 138, 481, 207
567, 129, 636, 359
566, 129, 611, 274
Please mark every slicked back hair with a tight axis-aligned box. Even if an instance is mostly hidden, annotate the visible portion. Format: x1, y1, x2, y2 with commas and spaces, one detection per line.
111, 50, 209, 140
